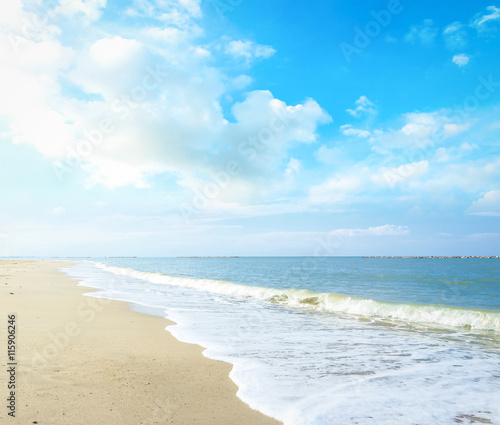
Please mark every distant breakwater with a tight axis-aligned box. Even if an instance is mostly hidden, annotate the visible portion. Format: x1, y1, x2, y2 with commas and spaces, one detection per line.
176, 256, 239, 258
363, 256, 500, 259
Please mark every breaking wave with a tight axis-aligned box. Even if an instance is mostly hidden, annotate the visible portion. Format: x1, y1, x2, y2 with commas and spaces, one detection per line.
94, 262, 500, 332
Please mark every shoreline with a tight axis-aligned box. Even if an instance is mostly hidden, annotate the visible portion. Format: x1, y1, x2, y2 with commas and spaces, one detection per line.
0, 260, 282, 425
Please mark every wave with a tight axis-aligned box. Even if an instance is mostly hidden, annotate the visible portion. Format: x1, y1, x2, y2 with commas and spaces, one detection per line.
93, 262, 500, 332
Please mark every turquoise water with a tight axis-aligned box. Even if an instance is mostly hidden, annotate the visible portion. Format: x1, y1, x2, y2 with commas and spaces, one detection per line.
65, 257, 500, 425
105, 257, 500, 310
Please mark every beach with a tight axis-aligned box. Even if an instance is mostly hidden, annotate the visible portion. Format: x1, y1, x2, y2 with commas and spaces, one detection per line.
0, 260, 282, 425
64, 257, 500, 424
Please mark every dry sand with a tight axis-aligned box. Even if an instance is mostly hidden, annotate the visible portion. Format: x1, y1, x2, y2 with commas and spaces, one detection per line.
0, 260, 282, 425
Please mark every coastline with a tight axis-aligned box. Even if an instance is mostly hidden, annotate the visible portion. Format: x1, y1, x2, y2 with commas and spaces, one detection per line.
0, 260, 282, 425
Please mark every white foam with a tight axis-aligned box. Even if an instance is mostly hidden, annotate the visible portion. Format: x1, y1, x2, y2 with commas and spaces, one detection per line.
93, 262, 500, 332
64, 262, 500, 425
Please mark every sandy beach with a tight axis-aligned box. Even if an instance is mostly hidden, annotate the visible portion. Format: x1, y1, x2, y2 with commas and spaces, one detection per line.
0, 260, 282, 425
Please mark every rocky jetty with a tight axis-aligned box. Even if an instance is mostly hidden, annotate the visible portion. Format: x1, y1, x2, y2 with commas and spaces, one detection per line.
363, 256, 500, 259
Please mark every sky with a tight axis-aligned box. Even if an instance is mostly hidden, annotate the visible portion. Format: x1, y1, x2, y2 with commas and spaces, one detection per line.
0, 0, 499, 257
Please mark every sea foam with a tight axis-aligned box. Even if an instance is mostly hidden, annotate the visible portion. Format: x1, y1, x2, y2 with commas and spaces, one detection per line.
94, 262, 500, 332
64, 261, 500, 425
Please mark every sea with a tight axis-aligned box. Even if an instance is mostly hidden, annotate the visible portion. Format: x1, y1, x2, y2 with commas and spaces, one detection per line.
62, 257, 500, 425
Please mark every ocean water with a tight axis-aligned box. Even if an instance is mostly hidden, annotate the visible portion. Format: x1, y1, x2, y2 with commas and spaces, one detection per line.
63, 257, 500, 425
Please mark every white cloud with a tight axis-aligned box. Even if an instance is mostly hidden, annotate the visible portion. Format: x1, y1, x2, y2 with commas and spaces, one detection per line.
372, 113, 438, 149
443, 22, 467, 50
0, 0, 329, 200
82, 87, 329, 192
0, 0, 25, 29
57, 0, 107, 24
228, 91, 330, 148
404, 19, 437, 45
309, 170, 366, 204
329, 225, 409, 237
452, 53, 470, 67
230, 74, 253, 90
371, 111, 471, 149
68, 36, 150, 100
460, 142, 479, 151
418, 157, 500, 195
176, 0, 202, 17
285, 158, 301, 176
225, 40, 276, 61
340, 124, 371, 138
216, 90, 330, 200
400, 113, 438, 137
92, 36, 143, 66
53, 206, 65, 215
434, 147, 451, 163
346, 96, 375, 118
442, 122, 471, 136
0, 32, 76, 157
472, 5, 500, 30
315, 145, 343, 164
468, 190, 500, 216
142, 26, 200, 44
126, 0, 202, 24
371, 161, 429, 187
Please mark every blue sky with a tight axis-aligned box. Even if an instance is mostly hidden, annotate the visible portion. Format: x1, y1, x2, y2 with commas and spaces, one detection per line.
0, 0, 499, 256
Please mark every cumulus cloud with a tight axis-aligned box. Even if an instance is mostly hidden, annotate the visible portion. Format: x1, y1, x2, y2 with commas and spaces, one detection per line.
452, 53, 470, 67
468, 190, 500, 216
404, 19, 437, 45
308, 170, 367, 204
371, 161, 429, 187
340, 124, 371, 138
142, 26, 201, 44
346, 96, 375, 118
230, 74, 253, 90
215, 90, 330, 200
417, 157, 500, 195
69, 36, 148, 98
225, 40, 276, 62
442, 122, 471, 136
370, 111, 471, 150
0, 0, 329, 201
57, 0, 107, 24
435, 142, 478, 163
